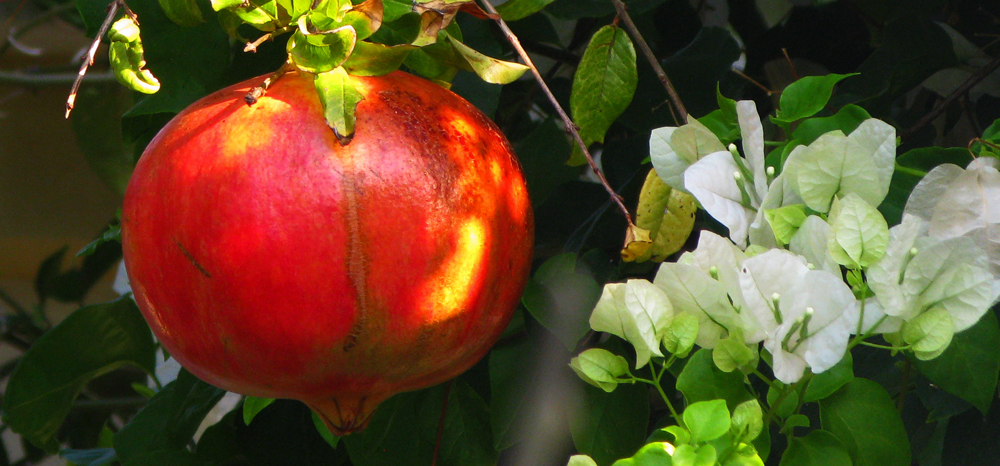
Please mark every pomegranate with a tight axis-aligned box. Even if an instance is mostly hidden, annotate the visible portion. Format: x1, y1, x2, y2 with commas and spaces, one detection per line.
120, 70, 533, 434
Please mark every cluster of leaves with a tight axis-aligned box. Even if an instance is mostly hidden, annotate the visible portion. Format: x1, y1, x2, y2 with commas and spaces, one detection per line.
107, 0, 529, 139
2, 0, 1000, 465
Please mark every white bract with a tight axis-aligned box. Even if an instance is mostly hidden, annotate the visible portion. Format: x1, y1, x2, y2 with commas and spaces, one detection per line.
738, 249, 856, 383
826, 193, 889, 269
589, 279, 674, 369
868, 215, 1000, 331
649, 118, 727, 192
655, 231, 762, 347
904, 157, 1000, 275
683, 101, 770, 248
782, 119, 895, 212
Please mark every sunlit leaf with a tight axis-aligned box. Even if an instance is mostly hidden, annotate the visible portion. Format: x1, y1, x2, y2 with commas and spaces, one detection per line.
243, 397, 276, 425
313, 67, 365, 143
568, 24, 637, 165
570, 348, 632, 392
445, 33, 528, 84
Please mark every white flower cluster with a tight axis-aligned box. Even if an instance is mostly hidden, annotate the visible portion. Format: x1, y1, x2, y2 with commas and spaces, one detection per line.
590, 102, 1000, 383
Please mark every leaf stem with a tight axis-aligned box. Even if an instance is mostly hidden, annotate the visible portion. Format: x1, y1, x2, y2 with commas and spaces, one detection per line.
857, 341, 903, 350
609, 0, 686, 122
480, 0, 634, 227
651, 358, 682, 425
244, 26, 294, 53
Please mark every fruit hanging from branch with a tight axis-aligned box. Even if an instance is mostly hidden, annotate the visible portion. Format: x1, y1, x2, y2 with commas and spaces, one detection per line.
110, 0, 534, 435
121, 69, 534, 434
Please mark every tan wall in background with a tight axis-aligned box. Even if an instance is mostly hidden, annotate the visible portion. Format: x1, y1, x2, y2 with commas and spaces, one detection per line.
1, 2, 122, 285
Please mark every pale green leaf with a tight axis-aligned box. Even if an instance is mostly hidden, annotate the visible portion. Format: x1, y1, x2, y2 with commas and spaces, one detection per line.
445, 34, 529, 84
570, 348, 631, 392
242, 397, 276, 425
902, 307, 955, 360
730, 400, 763, 444
662, 311, 699, 357
783, 131, 884, 212
764, 204, 807, 245
684, 400, 731, 444
567, 455, 600, 466
827, 193, 889, 269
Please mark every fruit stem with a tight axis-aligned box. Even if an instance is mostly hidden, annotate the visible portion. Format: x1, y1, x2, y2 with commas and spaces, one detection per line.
479, 0, 635, 227
244, 61, 293, 106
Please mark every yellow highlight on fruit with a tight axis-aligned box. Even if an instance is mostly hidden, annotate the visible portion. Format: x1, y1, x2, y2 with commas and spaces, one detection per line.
422, 217, 488, 323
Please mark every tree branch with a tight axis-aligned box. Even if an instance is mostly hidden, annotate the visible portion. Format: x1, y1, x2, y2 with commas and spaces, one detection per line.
610, 0, 687, 122
479, 0, 634, 227
902, 54, 1000, 140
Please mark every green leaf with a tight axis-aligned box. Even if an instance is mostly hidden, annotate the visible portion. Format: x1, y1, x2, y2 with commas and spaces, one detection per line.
764, 204, 808, 246
158, 0, 205, 26
210, 0, 243, 10
488, 326, 536, 450
662, 312, 699, 358
902, 308, 955, 361
676, 349, 754, 411
569, 455, 601, 466
826, 193, 889, 269
1, 297, 155, 453
516, 118, 576, 206
783, 414, 810, 432
914, 311, 1000, 414
310, 411, 340, 449
345, 380, 497, 466
819, 378, 911, 466
730, 400, 763, 444
77, 223, 122, 257
803, 353, 854, 403
60, 448, 117, 466
496, 0, 557, 20
313, 67, 366, 143
570, 382, 649, 466
712, 334, 755, 373
570, 348, 632, 392
684, 400, 730, 443
289, 25, 358, 73
521, 253, 602, 351
780, 430, 852, 466
242, 397, 276, 425
444, 33, 529, 84
765, 384, 798, 419
792, 104, 871, 145
343, 41, 416, 76
113, 370, 226, 463
568, 24, 638, 165
773, 74, 857, 124
672, 443, 717, 466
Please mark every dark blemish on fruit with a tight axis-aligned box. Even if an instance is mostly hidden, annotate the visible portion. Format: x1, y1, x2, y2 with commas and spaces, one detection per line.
174, 238, 212, 278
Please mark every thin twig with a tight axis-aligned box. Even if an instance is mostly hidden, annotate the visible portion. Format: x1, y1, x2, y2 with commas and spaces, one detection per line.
610, 0, 686, 122
479, 0, 634, 226
902, 54, 1000, 140
244, 61, 293, 105
244, 26, 293, 53
66, 0, 127, 118
0, 1, 78, 58
781, 48, 798, 80
731, 69, 774, 96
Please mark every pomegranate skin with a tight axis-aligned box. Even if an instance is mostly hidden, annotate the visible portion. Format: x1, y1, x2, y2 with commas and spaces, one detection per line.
121, 70, 533, 434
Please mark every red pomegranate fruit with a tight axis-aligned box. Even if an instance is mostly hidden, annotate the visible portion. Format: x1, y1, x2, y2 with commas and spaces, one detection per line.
120, 70, 533, 434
